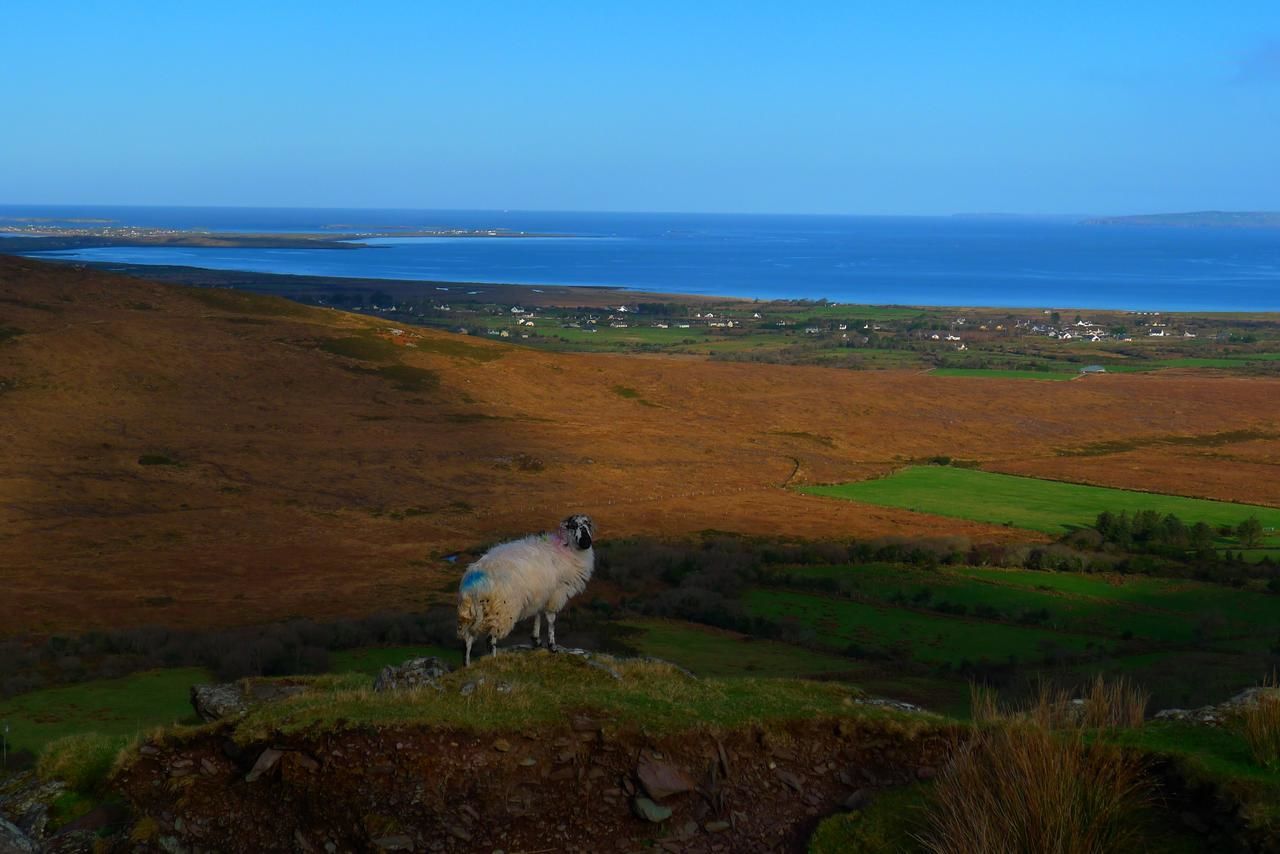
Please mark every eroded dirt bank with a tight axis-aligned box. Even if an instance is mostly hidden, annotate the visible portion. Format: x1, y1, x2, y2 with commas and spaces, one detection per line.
115, 716, 959, 853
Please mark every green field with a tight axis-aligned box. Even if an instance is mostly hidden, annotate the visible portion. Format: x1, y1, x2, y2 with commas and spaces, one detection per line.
743, 588, 1103, 665
0, 668, 208, 756
0, 647, 466, 758
931, 368, 1077, 380
777, 564, 1191, 643
617, 618, 858, 677
802, 466, 1280, 543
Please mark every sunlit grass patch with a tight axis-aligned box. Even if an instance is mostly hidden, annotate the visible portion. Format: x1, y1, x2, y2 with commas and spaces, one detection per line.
223, 652, 936, 745
801, 466, 1280, 543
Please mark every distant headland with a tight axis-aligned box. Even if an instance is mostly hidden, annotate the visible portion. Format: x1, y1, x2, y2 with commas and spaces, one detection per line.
1082, 211, 1280, 229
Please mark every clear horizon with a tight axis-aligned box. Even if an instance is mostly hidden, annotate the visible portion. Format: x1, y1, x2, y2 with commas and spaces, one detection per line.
3, 2, 1279, 214
0, 202, 1271, 219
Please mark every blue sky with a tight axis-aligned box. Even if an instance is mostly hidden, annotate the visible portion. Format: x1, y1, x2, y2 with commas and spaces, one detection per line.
1, 2, 1277, 214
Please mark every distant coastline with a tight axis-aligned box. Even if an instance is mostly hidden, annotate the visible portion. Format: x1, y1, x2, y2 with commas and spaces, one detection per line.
1082, 211, 1280, 229
0, 221, 578, 253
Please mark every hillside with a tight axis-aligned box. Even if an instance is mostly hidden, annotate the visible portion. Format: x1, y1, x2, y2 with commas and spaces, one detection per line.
4, 255, 1280, 635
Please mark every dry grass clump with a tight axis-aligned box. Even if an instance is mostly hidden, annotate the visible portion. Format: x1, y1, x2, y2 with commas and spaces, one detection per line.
920, 725, 1152, 854
1079, 675, 1149, 730
970, 675, 1148, 731
1240, 672, 1280, 770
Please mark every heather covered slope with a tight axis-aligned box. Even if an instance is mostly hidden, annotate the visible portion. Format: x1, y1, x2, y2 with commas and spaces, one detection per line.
4, 255, 1280, 635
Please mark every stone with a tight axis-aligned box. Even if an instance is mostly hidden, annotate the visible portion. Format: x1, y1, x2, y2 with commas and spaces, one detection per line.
518, 757, 537, 767
373, 834, 416, 850
493, 739, 512, 753
704, 821, 730, 833
190, 681, 308, 722
0, 817, 37, 854
636, 759, 696, 801
374, 657, 451, 693
774, 769, 804, 793
843, 789, 875, 811
571, 715, 599, 732
460, 676, 486, 696
244, 748, 284, 783
632, 796, 672, 823
190, 683, 248, 722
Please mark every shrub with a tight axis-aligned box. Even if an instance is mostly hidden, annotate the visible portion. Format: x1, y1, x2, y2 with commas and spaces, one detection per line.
1239, 673, 1280, 770
919, 726, 1151, 854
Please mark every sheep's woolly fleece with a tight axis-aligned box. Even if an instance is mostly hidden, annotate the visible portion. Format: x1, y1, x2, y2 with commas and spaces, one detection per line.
457, 516, 594, 664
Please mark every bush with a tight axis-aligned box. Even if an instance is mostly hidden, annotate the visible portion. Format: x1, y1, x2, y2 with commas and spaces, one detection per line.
921, 726, 1151, 854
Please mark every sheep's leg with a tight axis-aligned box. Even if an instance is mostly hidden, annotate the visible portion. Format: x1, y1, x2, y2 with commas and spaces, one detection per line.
464, 633, 473, 668
530, 612, 542, 648
545, 611, 558, 652
490, 635, 499, 657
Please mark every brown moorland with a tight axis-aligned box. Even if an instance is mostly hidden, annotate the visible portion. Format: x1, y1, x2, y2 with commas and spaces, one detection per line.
3, 255, 1279, 636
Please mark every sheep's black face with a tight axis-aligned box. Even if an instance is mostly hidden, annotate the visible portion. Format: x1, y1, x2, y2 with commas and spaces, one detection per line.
562, 514, 594, 550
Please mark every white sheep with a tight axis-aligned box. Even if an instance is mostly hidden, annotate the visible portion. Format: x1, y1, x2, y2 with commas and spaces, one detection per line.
456, 514, 595, 666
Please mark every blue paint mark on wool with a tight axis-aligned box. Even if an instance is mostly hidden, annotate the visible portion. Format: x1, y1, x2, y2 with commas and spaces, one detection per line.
460, 570, 487, 592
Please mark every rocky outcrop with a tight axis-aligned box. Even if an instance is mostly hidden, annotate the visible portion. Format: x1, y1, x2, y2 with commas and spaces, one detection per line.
190, 679, 311, 722
0, 816, 38, 854
1153, 686, 1279, 727
0, 772, 63, 842
373, 657, 451, 692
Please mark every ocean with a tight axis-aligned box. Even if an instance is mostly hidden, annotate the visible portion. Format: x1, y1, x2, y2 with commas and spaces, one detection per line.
2, 205, 1278, 311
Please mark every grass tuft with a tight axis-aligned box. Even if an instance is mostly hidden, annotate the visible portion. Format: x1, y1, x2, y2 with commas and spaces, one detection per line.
1239, 673, 1280, 770
1080, 674, 1149, 730
37, 732, 133, 794
920, 725, 1151, 854
970, 676, 1148, 731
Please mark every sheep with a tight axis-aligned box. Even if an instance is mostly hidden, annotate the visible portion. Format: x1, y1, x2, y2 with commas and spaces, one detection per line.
456, 514, 595, 666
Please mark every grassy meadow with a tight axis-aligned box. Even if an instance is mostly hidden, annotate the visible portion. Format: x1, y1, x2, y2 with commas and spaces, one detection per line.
801, 466, 1280, 544
0, 668, 207, 757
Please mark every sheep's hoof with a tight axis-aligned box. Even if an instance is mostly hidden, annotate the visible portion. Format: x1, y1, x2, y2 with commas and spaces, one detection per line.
548, 643, 559, 653
530, 636, 542, 649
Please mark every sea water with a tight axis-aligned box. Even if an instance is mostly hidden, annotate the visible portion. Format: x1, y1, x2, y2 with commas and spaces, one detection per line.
2, 205, 1277, 311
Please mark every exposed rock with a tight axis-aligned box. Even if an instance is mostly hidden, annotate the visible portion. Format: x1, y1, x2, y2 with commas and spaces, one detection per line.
191, 680, 310, 722
190, 683, 248, 722
775, 769, 804, 793
493, 739, 512, 753
842, 789, 874, 811
852, 697, 925, 714
631, 796, 672, 823
0, 772, 65, 841
244, 748, 284, 783
1154, 686, 1279, 727
373, 657, 451, 693
704, 820, 730, 833
373, 834, 415, 850
0, 816, 37, 854
636, 760, 695, 801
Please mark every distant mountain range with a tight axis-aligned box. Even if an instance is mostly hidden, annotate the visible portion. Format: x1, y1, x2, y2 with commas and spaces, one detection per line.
1082, 211, 1280, 229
